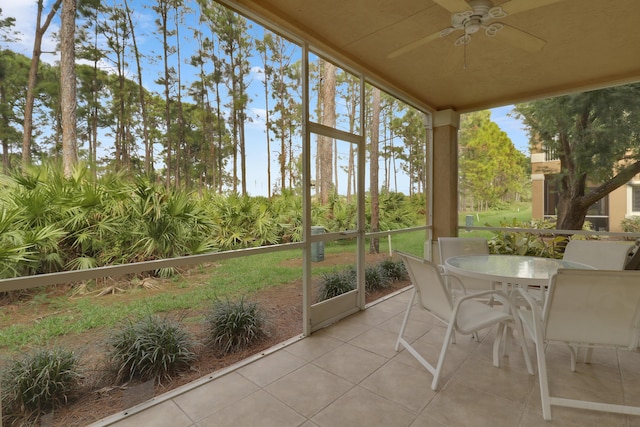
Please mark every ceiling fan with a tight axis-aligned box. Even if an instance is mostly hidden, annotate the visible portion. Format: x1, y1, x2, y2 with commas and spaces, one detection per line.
388, 0, 561, 59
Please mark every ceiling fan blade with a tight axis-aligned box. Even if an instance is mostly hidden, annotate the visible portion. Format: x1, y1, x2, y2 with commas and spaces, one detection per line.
432, 0, 471, 13
493, 24, 546, 52
500, 0, 562, 16
387, 30, 443, 59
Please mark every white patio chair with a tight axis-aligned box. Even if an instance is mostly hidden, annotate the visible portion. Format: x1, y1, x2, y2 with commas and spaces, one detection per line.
438, 237, 496, 300
562, 239, 635, 269
561, 240, 636, 362
516, 269, 640, 420
624, 240, 640, 270
394, 251, 533, 391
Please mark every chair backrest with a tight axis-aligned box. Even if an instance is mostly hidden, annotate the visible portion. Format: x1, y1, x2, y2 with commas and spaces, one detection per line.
543, 269, 640, 349
624, 240, 640, 270
438, 237, 492, 291
438, 237, 489, 263
396, 251, 453, 322
562, 240, 635, 270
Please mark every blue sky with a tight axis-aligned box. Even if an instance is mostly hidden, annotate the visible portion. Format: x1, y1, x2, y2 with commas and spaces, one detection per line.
0, 0, 529, 197
0, 0, 531, 154
489, 105, 529, 153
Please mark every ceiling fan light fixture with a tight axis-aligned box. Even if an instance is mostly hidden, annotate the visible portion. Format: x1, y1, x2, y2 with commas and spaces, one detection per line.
388, 0, 556, 59
455, 33, 472, 46
464, 17, 482, 34
485, 22, 503, 37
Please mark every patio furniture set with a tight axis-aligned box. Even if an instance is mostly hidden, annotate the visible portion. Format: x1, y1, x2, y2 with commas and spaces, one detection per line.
395, 238, 640, 421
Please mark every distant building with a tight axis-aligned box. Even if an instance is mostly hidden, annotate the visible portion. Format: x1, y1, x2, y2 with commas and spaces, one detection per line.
531, 147, 640, 232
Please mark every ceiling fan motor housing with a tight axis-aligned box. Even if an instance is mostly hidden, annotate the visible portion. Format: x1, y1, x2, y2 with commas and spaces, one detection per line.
451, 0, 507, 38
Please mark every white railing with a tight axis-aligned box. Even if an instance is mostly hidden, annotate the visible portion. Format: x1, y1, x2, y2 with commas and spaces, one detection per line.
460, 225, 640, 240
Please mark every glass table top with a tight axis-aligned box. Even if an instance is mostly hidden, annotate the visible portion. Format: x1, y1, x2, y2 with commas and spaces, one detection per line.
445, 255, 595, 285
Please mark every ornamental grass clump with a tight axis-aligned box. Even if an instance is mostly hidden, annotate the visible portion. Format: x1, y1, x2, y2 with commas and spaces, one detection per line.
317, 269, 356, 301
1, 348, 81, 420
107, 315, 197, 383
364, 264, 392, 293
205, 298, 267, 355
377, 258, 408, 282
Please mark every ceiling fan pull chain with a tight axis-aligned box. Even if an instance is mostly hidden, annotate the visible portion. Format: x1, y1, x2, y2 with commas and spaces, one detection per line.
463, 41, 467, 70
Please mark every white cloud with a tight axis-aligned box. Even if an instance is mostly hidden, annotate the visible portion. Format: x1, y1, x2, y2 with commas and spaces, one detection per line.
251, 107, 267, 126
251, 65, 265, 83
0, 0, 60, 63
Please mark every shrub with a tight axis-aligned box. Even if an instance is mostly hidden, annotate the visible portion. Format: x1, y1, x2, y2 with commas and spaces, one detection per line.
205, 298, 267, 354
318, 261, 401, 300
377, 258, 408, 281
621, 216, 640, 234
107, 315, 197, 383
317, 269, 356, 301
487, 219, 552, 257
364, 264, 392, 293
1, 348, 81, 418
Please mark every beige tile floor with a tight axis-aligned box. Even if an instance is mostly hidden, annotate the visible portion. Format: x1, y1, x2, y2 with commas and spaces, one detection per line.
90, 289, 640, 427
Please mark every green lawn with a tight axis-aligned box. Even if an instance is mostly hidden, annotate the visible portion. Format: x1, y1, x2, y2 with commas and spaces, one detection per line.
459, 203, 531, 226
0, 204, 531, 354
458, 203, 532, 238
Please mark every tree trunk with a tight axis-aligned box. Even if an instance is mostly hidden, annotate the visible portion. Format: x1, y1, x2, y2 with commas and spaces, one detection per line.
60, 0, 77, 178
557, 159, 640, 230
215, 75, 224, 193
369, 87, 381, 254
346, 145, 354, 203
319, 61, 336, 205
22, 0, 62, 169
160, 3, 172, 189
260, 40, 271, 197
90, 42, 98, 176
280, 132, 286, 192
1, 84, 8, 173
174, 6, 184, 188
124, 0, 151, 175
556, 194, 589, 230
240, 111, 246, 195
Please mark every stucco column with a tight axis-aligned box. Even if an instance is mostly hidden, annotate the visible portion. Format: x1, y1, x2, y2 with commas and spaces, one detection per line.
432, 109, 460, 244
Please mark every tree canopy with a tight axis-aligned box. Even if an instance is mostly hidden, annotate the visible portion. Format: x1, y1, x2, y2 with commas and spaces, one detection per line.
515, 83, 640, 230
458, 110, 528, 210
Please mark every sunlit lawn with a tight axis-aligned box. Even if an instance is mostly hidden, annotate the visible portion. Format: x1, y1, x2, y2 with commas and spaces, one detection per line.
458, 203, 532, 239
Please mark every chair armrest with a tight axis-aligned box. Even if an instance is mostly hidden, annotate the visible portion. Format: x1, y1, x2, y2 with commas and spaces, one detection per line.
453, 289, 510, 308
441, 272, 468, 295
515, 288, 539, 311
515, 288, 544, 340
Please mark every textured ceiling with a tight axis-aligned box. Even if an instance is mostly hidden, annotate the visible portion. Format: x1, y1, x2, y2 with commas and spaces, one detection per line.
220, 0, 640, 113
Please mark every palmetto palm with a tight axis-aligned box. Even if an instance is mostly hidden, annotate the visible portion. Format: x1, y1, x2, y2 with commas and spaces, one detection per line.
60, 170, 130, 269
127, 179, 217, 265
0, 208, 37, 278
6, 165, 69, 274
207, 193, 278, 250
270, 190, 303, 243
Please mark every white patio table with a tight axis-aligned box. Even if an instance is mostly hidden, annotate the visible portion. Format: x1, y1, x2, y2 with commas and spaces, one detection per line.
445, 255, 596, 304
444, 254, 595, 289
445, 255, 598, 359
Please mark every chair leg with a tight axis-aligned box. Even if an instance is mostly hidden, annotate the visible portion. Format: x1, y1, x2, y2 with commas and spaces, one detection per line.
584, 347, 593, 364
395, 289, 416, 352
493, 323, 505, 367
569, 345, 578, 372
534, 323, 553, 420
510, 310, 534, 375
432, 323, 456, 391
